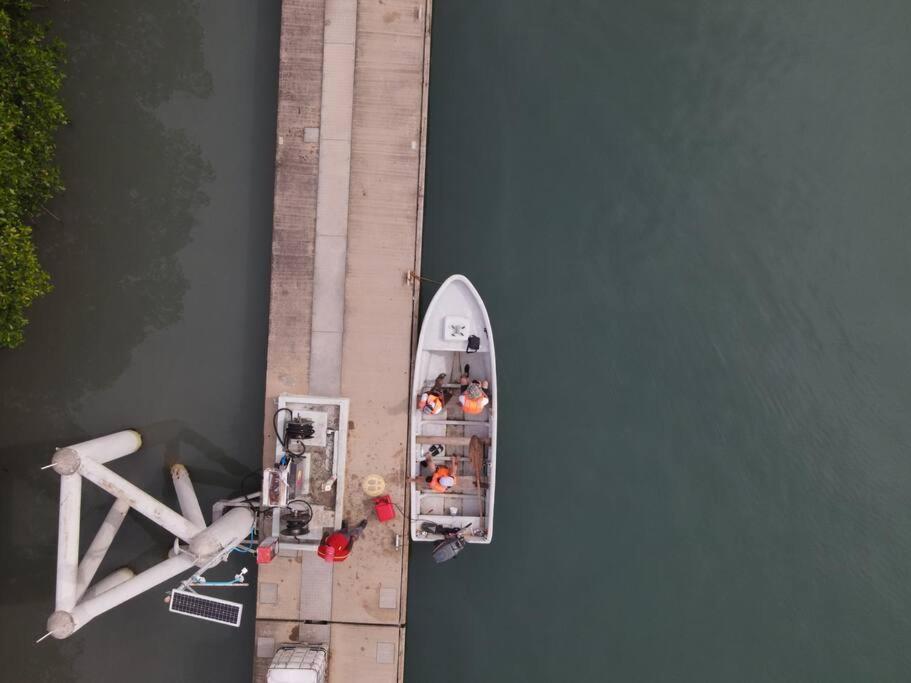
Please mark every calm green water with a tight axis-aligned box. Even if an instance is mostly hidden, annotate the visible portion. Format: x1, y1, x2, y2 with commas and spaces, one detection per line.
0, 2, 278, 681
407, 1, 911, 681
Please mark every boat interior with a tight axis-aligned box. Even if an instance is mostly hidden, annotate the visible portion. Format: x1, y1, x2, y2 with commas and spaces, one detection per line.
412, 349, 494, 542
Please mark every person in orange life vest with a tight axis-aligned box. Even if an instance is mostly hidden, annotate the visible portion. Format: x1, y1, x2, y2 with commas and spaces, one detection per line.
317, 518, 367, 563
417, 373, 452, 416
427, 465, 456, 492
458, 373, 489, 415
407, 451, 457, 492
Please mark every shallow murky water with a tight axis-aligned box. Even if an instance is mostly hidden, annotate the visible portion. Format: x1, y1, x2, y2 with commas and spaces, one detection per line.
0, 2, 279, 680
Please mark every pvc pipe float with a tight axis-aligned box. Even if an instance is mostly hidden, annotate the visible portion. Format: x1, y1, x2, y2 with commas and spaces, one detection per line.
47, 554, 195, 639
55, 430, 142, 466
55, 474, 81, 612
171, 464, 206, 529
188, 506, 254, 562
46, 432, 253, 640
81, 567, 135, 601
75, 498, 130, 601
53, 450, 202, 542
211, 491, 260, 522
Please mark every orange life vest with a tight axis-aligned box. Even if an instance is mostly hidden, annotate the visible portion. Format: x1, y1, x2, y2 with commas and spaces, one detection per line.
461, 394, 487, 415
422, 392, 444, 415
430, 466, 455, 492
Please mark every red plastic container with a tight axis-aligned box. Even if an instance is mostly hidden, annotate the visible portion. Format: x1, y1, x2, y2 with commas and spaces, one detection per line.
373, 495, 395, 523
256, 542, 276, 564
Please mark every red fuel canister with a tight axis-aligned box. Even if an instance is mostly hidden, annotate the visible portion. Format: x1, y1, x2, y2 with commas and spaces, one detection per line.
257, 541, 276, 564
373, 495, 395, 523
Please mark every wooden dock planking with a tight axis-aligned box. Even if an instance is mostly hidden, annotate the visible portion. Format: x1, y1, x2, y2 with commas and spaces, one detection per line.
256, 0, 432, 681
261, 0, 326, 460
331, 0, 431, 630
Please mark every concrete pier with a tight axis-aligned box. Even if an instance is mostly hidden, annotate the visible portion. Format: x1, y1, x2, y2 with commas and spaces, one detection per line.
254, 0, 432, 680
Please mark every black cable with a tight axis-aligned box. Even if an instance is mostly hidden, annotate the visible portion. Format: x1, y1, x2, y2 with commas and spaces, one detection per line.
239, 469, 262, 498
391, 499, 421, 523
238, 469, 263, 517
286, 498, 313, 522
273, 407, 293, 449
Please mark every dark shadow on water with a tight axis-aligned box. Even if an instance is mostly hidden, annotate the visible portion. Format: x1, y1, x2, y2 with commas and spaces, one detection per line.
0, 2, 213, 680
1, 0, 213, 421
0, 0, 281, 674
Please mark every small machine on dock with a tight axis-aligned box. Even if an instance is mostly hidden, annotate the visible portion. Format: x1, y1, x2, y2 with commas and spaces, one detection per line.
258, 395, 349, 557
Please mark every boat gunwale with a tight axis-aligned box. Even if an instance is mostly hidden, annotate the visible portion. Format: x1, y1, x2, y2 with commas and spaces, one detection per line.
408, 274, 497, 544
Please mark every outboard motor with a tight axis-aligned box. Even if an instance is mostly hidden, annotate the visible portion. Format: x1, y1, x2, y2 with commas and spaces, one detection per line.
422, 521, 469, 564
431, 535, 466, 564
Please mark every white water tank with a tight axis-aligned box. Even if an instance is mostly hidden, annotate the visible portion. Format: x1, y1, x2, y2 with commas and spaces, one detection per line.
267, 645, 328, 683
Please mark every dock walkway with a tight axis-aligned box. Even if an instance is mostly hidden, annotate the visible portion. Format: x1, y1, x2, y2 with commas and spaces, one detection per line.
254, 1, 432, 681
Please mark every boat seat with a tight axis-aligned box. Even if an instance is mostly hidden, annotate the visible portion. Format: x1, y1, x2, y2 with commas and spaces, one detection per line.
416, 418, 490, 426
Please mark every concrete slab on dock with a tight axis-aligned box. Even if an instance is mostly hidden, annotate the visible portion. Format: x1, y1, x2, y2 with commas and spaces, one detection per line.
255, 0, 432, 680
328, 624, 405, 682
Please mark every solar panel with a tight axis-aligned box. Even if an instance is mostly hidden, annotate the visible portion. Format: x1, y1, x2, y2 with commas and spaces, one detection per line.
168, 589, 243, 627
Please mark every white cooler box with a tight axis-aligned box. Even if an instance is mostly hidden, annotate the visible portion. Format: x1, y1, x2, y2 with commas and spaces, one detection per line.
267, 645, 328, 683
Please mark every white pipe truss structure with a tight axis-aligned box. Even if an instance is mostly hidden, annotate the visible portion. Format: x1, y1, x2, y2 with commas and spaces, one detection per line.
44, 431, 254, 640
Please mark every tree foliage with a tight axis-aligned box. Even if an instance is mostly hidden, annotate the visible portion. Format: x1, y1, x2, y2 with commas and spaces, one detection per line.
0, 0, 66, 348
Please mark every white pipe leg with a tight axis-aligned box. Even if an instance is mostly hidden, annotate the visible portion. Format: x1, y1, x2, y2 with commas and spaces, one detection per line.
212, 491, 260, 522
74, 456, 202, 542
75, 498, 130, 601
74, 555, 194, 625
48, 554, 195, 639
81, 567, 135, 601
171, 464, 206, 529
188, 506, 254, 562
58, 430, 142, 465
55, 474, 81, 612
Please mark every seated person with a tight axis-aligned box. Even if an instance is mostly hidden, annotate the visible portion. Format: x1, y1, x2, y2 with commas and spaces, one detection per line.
417, 373, 451, 415
458, 374, 489, 415
427, 465, 456, 493
408, 452, 457, 492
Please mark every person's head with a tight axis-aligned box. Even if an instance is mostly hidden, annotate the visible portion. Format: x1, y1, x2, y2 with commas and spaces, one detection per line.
422, 402, 435, 415
439, 475, 455, 488
327, 532, 348, 550
466, 382, 484, 400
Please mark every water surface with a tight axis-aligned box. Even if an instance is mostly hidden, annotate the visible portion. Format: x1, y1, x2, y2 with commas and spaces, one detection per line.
408, 2, 911, 681
0, 2, 278, 680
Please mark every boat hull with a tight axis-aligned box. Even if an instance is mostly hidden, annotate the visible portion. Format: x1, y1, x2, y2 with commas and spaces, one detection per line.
409, 275, 496, 544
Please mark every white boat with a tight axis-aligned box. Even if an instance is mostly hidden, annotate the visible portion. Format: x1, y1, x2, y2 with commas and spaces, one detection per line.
409, 274, 496, 544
